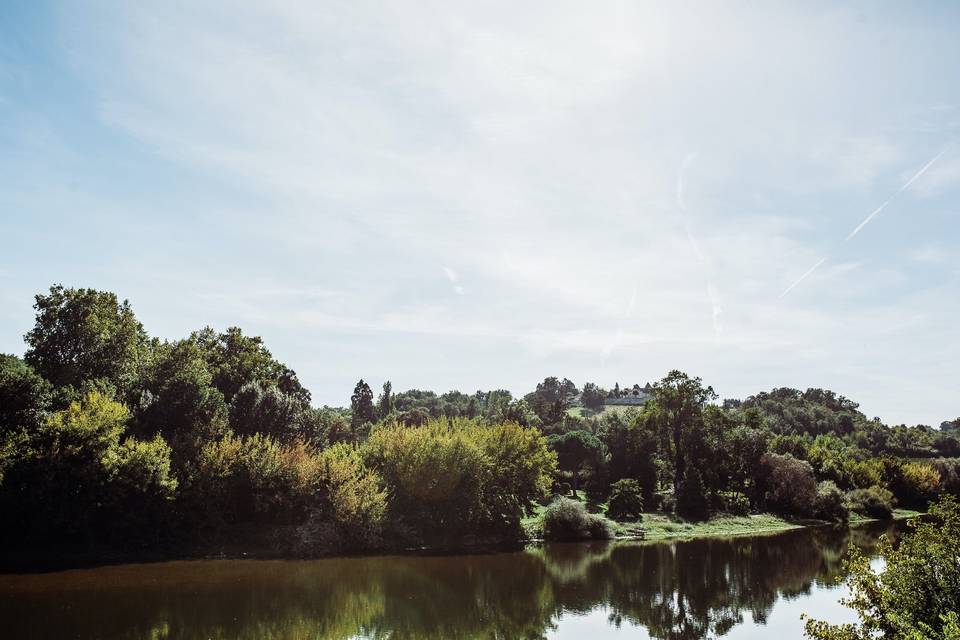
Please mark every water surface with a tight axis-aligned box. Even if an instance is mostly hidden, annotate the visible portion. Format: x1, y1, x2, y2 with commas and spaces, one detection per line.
0, 521, 905, 639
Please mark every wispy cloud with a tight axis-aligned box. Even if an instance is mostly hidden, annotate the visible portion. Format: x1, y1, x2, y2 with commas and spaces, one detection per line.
1, 1, 958, 425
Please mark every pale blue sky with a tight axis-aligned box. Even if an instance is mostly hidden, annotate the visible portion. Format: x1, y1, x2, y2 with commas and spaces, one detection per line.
1, 1, 958, 424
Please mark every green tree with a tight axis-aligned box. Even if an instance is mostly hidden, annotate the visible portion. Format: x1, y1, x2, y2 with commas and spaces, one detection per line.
132, 340, 229, 462
0, 354, 52, 436
525, 377, 578, 425
548, 429, 605, 493
580, 382, 607, 411
189, 326, 307, 404
804, 495, 960, 640
607, 478, 644, 520
377, 380, 394, 418
351, 379, 376, 433
24, 285, 151, 395
598, 408, 658, 504
652, 370, 717, 491
229, 380, 306, 440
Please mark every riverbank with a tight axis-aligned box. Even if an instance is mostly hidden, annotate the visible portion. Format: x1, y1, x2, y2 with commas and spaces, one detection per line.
522, 502, 923, 543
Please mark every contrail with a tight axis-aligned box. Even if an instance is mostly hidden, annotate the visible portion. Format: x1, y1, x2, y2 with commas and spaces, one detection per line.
779, 257, 826, 299
845, 147, 949, 241
781, 146, 950, 298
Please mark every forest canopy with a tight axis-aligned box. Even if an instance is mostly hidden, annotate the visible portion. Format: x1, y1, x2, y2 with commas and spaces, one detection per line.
1, 285, 958, 556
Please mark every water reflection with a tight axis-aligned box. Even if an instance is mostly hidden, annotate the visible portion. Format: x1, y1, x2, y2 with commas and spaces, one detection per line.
0, 521, 905, 640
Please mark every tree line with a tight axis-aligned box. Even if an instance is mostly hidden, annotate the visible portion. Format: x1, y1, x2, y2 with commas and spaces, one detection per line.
1, 285, 958, 556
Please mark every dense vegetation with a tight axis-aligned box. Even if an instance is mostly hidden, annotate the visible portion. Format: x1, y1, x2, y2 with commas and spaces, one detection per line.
1, 285, 958, 556
804, 495, 960, 640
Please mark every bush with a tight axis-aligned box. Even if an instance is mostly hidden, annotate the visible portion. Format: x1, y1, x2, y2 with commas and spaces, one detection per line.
718, 490, 751, 516
607, 479, 644, 520
845, 485, 895, 519
805, 495, 960, 640
813, 481, 848, 521
542, 497, 614, 541
676, 469, 710, 520
761, 452, 817, 517
363, 419, 556, 541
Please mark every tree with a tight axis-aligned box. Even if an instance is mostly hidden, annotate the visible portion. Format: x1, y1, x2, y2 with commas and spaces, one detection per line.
760, 452, 817, 517
525, 377, 578, 424
676, 469, 710, 520
598, 408, 658, 504
1, 391, 176, 545
229, 380, 305, 440
607, 479, 644, 520
24, 285, 151, 395
0, 354, 52, 436
351, 379, 376, 431
188, 326, 307, 404
547, 430, 605, 493
378, 381, 394, 419
804, 495, 960, 640
580, 382, 607, 411
132, 340, 229, 462
652, 370, 717, 491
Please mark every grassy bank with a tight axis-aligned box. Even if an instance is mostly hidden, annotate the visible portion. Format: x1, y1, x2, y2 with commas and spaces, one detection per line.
523, 497, 924, 543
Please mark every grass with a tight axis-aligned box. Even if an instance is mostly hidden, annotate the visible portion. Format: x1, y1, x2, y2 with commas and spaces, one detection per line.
565, 405, 637, 419
626, 512, 803, 540
523, 496, 924, 543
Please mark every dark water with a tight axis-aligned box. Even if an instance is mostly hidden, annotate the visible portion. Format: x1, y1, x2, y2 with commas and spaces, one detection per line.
0, 521, 906, 639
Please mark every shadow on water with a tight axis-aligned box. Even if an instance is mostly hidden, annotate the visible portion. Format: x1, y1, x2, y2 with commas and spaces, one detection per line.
0, 520, 909, 640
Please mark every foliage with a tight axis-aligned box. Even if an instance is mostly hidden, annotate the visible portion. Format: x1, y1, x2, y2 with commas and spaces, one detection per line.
717, 491, 751, 516
525, 376, 578, 424
364, 419, 556, 542
580, 382, 607, 411
542, 497, 614, 541
24, 285, 151, 395
188, 326, 306, 404
0, 354, 52, 435
760, 452, 817, 517
547, 429, 605, 492
845, 486, 895, 519
598, 408, 658, 505
607, 478, 644, 520
229, 380, 307, 440
350, 379, 376, 433
0, 392, 176, 545
814, 481, 849, 521
804, 495, 960, 640
676, 469, 710, 520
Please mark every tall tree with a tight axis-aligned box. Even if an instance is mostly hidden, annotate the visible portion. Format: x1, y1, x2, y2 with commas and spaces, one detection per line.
378, 381, 394, 418
548, 430, 605, 493
188, 327, 308, 404
351, 379, 376, 430
24, 285, 151, 395
652, 370, 717, 491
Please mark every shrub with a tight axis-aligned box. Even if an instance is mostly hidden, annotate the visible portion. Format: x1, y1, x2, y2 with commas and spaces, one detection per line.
542, 497, 614, 541
676, 469, 710, 520
845, 485, 895, 519
760, 452, 817, 517
813, 481, 848, 521
805, 495, 960, 640
890, 461, 941, 508
718, 490, 751, 516
607, 479, 644, 520
363, 419, 556, 541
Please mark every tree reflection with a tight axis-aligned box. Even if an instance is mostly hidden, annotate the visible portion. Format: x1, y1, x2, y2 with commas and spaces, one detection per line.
0, 521, 907, 640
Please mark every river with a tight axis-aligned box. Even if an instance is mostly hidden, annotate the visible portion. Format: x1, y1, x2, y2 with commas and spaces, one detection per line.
0, 520, 906, 639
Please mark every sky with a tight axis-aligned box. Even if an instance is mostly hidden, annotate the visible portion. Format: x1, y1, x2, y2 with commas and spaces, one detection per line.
1, 1, 958, 425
